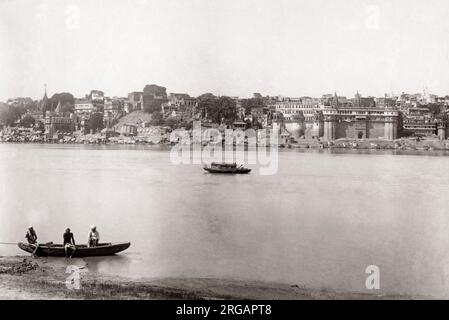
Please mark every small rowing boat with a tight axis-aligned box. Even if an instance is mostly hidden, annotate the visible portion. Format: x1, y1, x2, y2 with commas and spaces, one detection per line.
17, 242, 131, 257
203, 162, 251, 174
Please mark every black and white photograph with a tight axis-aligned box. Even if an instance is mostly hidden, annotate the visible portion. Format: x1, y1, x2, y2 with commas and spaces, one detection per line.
1, 0, 449, 309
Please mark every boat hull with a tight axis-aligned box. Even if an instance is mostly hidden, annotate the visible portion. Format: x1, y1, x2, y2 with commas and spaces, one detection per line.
17, 242, 131, 257
203, 167, 251, 174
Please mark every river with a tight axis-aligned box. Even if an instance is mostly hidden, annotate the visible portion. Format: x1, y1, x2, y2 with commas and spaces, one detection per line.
1, 143, 449, 297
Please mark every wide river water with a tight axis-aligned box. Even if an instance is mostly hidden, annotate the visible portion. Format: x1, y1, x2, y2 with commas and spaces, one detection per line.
1, 143, 449, 297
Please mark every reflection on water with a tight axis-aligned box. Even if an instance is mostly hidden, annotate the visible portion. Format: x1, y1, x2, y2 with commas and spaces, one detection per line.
1, 144, 449, 297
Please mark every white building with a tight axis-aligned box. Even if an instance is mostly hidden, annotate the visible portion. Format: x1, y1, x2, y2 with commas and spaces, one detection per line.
270, 97, 322, 121
74, 99, 95, 116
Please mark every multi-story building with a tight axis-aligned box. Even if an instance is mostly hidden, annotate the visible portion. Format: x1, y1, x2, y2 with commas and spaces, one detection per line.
142, 84, 168, 113
270, 97, 321, 122
44, 101, 75, 136
104, 98, 124, 128
322, 92, 399, 140
401, 121, 437, 137
127, 92, 143, 112
163, 93, 198, 118
168, 93, 190, 106
74, 99, 96, 116
321, 94, 348, 106
44, 115, 75, 135
376, 96, 396, 109
401, 106, 437, 137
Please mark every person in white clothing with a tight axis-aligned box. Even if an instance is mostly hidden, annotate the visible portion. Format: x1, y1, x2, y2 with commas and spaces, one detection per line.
88, 225, 100, 247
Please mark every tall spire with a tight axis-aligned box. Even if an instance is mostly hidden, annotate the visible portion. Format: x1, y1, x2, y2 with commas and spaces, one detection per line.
40, 83, 50, 116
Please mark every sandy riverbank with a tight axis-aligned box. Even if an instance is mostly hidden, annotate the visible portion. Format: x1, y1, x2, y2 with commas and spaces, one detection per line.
0, 256, 421, 300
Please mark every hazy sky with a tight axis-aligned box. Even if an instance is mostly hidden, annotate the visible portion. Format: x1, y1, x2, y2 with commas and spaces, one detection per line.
1, 0, 449, 101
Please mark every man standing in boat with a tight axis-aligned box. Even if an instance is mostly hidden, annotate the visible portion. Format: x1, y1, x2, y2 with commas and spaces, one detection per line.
63, 228, 76, 258
88, 226, 100, 247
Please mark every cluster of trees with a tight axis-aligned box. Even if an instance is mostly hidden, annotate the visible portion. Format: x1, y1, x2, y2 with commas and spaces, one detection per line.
196, 95, 268, 127
197, 94, 237, 125
0, 92, 76, 127
0, 103, 26, 126
49, 93, 75, 114
149, 111, 192, 130
240, 97, 266, 115
143, 94, 268, 128
87, 113, 105, 132
20, 114, 36, 127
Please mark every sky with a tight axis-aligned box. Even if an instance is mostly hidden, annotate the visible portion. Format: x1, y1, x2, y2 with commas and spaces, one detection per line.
1, 0, 449, 101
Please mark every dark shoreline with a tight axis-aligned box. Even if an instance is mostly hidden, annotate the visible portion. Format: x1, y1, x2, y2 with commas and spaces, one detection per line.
1, 139, 449, 156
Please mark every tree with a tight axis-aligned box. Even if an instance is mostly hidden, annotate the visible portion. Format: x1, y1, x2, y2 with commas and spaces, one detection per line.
0, 103, 23, 126
165, 117, 179, 129
197, 93, 216, 100
6, 97, 37, 112
20, 114, 36, 127
35, 120, 45, 132
251, 117, 263, 129
150, 111, 164, 126
241, 98, 267, 115
216, 96, 237, 125
50, 93, 75, 113
87, 113, 104, 132
178, 120, 193, 130
197, 95, 237, 125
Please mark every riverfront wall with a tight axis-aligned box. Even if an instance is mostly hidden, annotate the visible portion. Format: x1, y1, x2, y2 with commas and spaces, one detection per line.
322, 108, 399, 141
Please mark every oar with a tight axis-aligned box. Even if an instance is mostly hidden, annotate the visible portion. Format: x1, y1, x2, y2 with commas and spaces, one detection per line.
0, 242, 17, 245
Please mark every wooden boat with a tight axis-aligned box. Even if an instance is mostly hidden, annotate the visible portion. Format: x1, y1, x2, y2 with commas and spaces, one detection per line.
203, 162, 251, 174
17, 242, 131, 257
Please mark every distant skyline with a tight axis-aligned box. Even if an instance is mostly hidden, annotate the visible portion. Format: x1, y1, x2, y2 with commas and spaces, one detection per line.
1, 0, 449, 101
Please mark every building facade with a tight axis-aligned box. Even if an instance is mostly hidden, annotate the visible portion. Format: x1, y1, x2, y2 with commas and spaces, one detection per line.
121, 124, 138, 136
270, 97, 321, 122
127, 92, 143, 112
44, 114, 75, 136
322, 93, 399, 140
74, 99, 96, 116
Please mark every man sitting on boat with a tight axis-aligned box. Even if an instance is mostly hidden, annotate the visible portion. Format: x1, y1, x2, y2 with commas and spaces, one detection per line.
63, 228, 76, 258
25, 226, 41, 257
25, 226, 37, 244
88, 226, 100, 247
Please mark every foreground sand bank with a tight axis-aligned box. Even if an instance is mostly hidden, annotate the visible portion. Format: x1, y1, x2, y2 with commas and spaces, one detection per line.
0, 256, 421, 300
